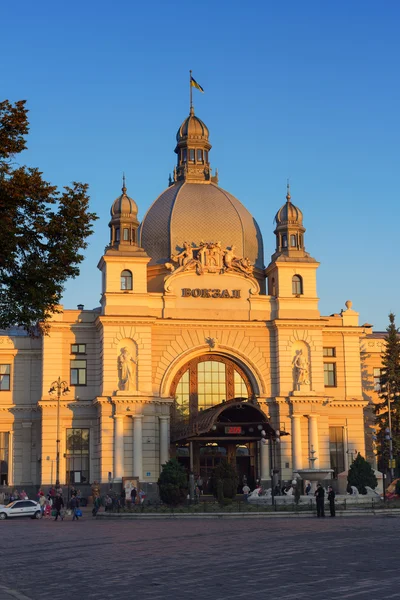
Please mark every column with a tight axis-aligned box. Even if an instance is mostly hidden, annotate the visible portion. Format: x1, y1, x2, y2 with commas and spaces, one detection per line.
308, 414, 319, 468
260, 440, 270, 482
133, 414, 143, 480
291, 414, 303, 471
113, 415, 125, 481
343, 424, 349, 472
8, 430, 14, 487
159, 416, 170, 468
21, 422, 33, 484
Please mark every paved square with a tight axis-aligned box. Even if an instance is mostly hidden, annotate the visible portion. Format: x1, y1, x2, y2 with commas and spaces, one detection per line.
0, 515, 399, 600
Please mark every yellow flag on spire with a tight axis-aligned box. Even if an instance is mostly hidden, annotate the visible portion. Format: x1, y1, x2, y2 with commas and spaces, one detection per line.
190, 76, 204, 93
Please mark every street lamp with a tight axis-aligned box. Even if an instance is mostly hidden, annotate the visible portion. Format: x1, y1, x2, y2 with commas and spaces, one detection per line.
48, 377, 69, 486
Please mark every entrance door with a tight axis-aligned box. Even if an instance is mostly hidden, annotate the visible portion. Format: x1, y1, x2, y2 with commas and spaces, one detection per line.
199, 445, 227, 493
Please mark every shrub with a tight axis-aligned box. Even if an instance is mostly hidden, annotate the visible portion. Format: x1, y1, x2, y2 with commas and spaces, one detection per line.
157, 459, 188, 505
211, 458, 239, 502
347, 453, 378, 494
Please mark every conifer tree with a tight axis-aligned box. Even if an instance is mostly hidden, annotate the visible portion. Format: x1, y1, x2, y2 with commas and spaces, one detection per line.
347, 453, 377, 494
374, 313, 400, 473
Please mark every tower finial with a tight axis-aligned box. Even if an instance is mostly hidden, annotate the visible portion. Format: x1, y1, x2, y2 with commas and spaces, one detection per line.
122, 172, 126, 193
286, 179, 291, 202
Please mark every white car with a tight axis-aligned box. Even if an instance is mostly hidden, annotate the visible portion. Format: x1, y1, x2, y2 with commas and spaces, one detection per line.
0, 500, 42, 520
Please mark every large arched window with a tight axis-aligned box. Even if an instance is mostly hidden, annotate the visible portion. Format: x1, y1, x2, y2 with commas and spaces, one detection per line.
121, 269, 133, 290
171, 354, 252, 420
292, 274, 303, 295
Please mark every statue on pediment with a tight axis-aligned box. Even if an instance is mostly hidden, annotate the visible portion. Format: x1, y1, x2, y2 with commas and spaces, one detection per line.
165, 241, 254, 278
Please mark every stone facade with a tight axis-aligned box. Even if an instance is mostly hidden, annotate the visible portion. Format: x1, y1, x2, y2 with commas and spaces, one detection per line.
0, 108, 379, 492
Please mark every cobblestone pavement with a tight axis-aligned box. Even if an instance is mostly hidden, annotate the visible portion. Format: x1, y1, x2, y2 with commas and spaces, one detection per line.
0, 515, 400, 600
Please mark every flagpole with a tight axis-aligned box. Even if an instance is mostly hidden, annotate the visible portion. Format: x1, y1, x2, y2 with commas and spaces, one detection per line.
189, 69, 193, 112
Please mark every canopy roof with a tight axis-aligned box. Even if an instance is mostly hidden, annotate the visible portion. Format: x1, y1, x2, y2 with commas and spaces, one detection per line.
171, 398, 286, 443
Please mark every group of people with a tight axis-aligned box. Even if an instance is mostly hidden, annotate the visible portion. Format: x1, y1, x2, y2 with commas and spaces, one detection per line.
35, 484, 82, 521
314, 484, 336, 517
0, 489, 29, 504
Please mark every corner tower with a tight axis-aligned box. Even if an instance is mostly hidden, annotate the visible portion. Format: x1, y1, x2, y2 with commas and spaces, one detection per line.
265, 184, 320, 319
97, 178, 150, 315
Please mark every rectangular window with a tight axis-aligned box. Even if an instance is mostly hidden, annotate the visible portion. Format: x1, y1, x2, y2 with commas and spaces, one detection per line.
0, 432, 9, 485
197, 149, 203, 163
123, 228, 129, 241
290, 234, 297, 247
324, 362, 336, 387
66, 428, 90, 484
198, 361, 226, 411
373, 368, 382, 392
70, 360, 87, 386
175, 370, 190, 420
323, 347, 336, 357
329, 426, 345, 477
0, 365, 10, 391
189, 149, 195, 162
71, 344, 86, 354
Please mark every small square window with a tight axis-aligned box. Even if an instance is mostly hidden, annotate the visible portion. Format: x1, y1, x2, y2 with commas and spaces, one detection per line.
0, 365, 11, 391
71, 344, 86, 354
323, 347, 336, 357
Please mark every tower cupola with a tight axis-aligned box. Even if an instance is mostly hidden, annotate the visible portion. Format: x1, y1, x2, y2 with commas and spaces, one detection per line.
272, 184, 307, 259
108, 176, 140, 249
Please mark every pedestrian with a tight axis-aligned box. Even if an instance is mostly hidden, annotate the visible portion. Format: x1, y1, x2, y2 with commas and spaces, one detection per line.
130, 486, 137, 506
138, 489, 146, 505
328, 485, 336, 517
39, 492, 46, 517
305, 482, 311, 495
120, 487, 126, 508
53, 493, 64, 521
196, 475, 204, 495
294, 484, 301, 505
314, 483, 325, 518
242, 483, 250, 502
70, 494, 80, 521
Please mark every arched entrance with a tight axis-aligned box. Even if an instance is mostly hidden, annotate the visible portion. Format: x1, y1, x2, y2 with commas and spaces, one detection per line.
170, 355, 273, 491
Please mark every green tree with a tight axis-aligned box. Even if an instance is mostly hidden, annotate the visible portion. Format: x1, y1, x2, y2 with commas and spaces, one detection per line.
210, 458, 239, 502
347, 453, 378, 494
157, 458, 188, 506
374, 313, 400, 472
0, 100, 97, 334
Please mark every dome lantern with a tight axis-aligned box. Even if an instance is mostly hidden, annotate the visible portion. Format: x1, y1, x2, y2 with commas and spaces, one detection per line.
173, 107, 217, 184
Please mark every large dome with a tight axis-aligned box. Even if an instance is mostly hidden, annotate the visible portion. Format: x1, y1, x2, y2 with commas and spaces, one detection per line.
140, 181, 264, 269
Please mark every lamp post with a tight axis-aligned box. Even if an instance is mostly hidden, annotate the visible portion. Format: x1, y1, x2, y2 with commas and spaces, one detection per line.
48, 377, 69, 486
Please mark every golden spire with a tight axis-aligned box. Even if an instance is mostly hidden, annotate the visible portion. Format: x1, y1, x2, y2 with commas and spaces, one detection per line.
122, 172, 127, 194
286, 179, 291, 202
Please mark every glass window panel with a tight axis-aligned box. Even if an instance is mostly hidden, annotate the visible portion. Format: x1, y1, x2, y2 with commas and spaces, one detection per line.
324, 363, 336, 387
323, 348, 336, 357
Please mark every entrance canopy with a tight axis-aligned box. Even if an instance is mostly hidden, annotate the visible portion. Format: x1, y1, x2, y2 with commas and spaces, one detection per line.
171, 398, 282, 444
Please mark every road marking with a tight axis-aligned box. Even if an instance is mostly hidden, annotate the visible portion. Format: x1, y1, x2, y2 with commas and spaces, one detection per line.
0, 585, 33, 600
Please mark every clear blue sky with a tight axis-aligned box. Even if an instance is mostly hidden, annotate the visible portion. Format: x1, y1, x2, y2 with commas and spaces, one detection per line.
3, 0, 399, 330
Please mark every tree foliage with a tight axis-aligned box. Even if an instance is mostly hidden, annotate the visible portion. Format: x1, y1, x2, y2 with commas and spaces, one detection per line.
374, 313, 400, 471
0, 100, 97, 334
211, 458, 239, 502
157, 458, 188, 506
347, 453, 377, 494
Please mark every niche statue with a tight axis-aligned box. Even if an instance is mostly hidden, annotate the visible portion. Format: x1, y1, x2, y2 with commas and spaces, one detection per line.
293, 350, 310, 387
118, 347, 137, 391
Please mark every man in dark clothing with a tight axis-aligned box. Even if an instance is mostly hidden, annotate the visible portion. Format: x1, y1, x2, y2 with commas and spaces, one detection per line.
53, 493, 64, 521
70, 494, 80, 521
327, 486, 336, 517
314, 484, 325, 517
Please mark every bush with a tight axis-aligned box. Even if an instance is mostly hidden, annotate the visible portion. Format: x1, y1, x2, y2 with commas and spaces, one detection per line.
211, 459, 239, 502
347, 453, 378, 494
157, 459, 188, 505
